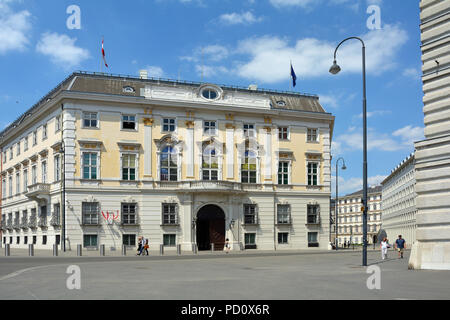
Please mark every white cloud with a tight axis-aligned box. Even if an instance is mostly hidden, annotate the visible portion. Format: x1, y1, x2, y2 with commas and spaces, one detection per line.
319, 94, 339, 109
36, 32, 90, 69
331, 175, 386, 195
236, 24, 408, 83
0, 0, 32, 54
219, 11, 263, 25
144, 66, 164, 78
195, 64, 229, 78
269, 0, 316, 8
181, 45, 229, 64
354, 110, 392, 119
402, 68, 421, 80
393, 125, 424, 146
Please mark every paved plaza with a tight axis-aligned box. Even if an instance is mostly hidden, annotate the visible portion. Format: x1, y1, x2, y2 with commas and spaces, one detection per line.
0, 248, 449, 300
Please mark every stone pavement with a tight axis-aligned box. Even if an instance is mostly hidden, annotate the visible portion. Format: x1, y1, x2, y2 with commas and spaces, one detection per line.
0, 248, 449, 300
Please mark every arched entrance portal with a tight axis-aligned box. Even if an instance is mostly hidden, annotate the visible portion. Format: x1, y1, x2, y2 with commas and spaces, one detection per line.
196, 205, 226, 251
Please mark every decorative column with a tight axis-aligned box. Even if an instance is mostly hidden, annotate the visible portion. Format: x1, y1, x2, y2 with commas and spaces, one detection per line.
263, 126, 273, 184
143, 116, 154, 180
225, 124, 235, 180
185, 121, 195, 179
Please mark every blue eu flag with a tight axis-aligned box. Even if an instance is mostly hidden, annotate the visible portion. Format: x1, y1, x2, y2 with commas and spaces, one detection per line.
291, 64, 297, 88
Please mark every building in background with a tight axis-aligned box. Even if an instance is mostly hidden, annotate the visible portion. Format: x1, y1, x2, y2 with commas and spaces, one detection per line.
335, 186, 382, 247
409, 0, 450, 270
0, 71, 334, 252
381, 153, 417, 244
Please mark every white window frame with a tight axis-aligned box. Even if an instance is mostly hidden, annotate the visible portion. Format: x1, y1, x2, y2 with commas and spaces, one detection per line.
41, 160, 47, 184
42, 124, 48, 141
33, 131, 37, 146
277, 204, 291, 224
121, 114, 138, 131
81, 151, 100, 180
54, 155, 61, 182
15, 172, 20, 195
162, 118, 177, 133
243, 123, 256, 138
32, 165, 37, 185
82, 112, 99, 129
16, 142, 20, 156
55, 115, 61, 132
278, 126, 290, 141
162, 203, 178, 225
203, 121, 218, 136
307, 128, 319, 143
121, 152, 139, 181
277, 160, 291, 185
24, 136, 28, 152
8, 176, 12, 197
157, 145, 181, 182
2, 178, 6, 199
307, 161, 320, 186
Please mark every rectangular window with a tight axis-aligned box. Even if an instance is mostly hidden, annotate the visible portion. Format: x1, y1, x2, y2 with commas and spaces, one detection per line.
82, 202, 99, 225
245, 233, 256, 249
278, 161, 289, 185
41, 161, 47, 183
163, 234, 176, 247
39, 206, 47, 226
2, 179, 6, 199
244, 123, 255, 137
244, 204, 257, 225
56, 235, 61, 245
307, 205, 320, 224
33, 236, 37, 245
122, 204, 137, 225
162, 118, 176, 132
3, 151, 6, 163
278, 127, 289, 140
55, 115, 61, 132
122, 115, 137, 130
42, 235, 47, 245
307, 128, 318, 142
308, 232, 319, 247
162, 204, 177, 225
122, 154, 136, 181
53, 204, 60, 226
42, 124, 48, 140
8, 176, 12, 197
32, 165, 37, 185
204, 121, 217, 136
54, 155, 61, 182
33, 131, 37, 146
24, 236, 28, 245
24, 136, 28, 151
9, 147, 13, 160
277, 205, 291, 224
15, 172, 20, 195
83, 235, 98, 248
17, 142, 20, 156
123, 234, 136, 246
82, 153, 98, 180
83, 112, 98, 128
17, 236, 20, 244
278, 233, 289, 244
307, 162, 318, 186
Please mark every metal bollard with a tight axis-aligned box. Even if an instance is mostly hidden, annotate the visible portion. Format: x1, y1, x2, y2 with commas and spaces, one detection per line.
29, 244, 34, 257
192, 243, 198, 254
177, 244, 181, 255
77, 244, 82, 257
160, 244, 164, 256
211, 243, 215, 253
122, 246, 127, 256
100, 244, 105, 256
53, 244, 58, 257
5, 244, 10, 257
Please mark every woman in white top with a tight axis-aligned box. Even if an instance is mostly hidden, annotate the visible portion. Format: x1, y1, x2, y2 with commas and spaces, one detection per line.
380, 237, 390, 260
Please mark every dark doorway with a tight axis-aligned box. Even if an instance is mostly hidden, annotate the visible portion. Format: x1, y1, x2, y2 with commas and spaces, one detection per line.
196, 205, 226, 251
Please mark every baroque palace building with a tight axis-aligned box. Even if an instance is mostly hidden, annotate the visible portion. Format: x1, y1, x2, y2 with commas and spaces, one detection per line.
381, 153, 417, 244
0, 71, 334, 252
409, 0, 450, 270
335, 186, 382, 247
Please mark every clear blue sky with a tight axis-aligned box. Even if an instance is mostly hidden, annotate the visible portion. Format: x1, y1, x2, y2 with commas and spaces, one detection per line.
0, 0, 423, 195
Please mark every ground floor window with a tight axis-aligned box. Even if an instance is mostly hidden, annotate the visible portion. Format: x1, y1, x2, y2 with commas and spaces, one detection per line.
308, 232, 319, 247
33, 236, 37, 245
3, 237, 5, 244
122, 203, 137, 225
84, 235, 98, 248
24, 236, 28, 245
56, 235, 60, 245
123, 234, 136, 246
245, 233, 256, 249
163, 234, 176, 247
278, 233, 289, 244
10, 237, 12, 244
16, 236, 20, 244
42, 235, 47, 245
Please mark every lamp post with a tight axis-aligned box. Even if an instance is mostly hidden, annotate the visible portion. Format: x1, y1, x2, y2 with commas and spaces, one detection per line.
330, 37, 368, 266
335, 157, 346, 251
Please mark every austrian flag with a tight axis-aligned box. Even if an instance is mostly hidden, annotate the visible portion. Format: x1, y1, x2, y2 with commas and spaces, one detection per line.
102, 38, 108, 68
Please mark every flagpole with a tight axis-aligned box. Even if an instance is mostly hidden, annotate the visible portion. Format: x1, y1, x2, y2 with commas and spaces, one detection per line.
101, 36, 103, 73
289, 60, 292, 92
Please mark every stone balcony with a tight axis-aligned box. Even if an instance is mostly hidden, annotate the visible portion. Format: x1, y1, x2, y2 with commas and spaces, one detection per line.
26, 183, 51, 202
28, 215, 37, 229
153, 181, 294, 193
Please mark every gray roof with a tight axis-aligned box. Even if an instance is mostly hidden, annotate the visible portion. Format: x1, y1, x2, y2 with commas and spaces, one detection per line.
344, 185, 382, 198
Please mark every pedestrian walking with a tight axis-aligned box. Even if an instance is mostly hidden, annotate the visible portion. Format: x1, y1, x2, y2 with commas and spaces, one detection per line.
139, 237, 147, 256
395, 235, 406, 259
136, 236, 143, 256
143, 238, 149, 256
380, 237, 390, 260
225, 238, 231, 254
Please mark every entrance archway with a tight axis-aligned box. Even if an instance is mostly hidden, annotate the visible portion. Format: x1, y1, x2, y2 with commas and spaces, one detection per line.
196, 205, 226, 251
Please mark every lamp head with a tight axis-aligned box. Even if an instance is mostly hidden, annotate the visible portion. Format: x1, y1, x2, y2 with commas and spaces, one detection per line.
342, 164, 347, 170
329, 60, 341, 75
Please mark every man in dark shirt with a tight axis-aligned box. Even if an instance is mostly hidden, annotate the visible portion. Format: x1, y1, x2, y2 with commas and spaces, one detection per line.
395, 235, 406, 259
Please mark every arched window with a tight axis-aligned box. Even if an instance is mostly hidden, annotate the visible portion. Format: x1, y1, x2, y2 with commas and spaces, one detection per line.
241, 150, 257, 184
202, 146, 218, 181
160, 146, 177, 181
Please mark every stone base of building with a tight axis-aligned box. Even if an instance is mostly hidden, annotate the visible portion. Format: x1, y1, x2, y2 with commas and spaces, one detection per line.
408, 241, 450, 270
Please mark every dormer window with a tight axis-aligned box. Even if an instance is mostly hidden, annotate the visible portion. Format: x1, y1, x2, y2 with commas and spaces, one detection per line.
276, 100, 286, 107
199, 84, 222, 101
202, 89, 218, 100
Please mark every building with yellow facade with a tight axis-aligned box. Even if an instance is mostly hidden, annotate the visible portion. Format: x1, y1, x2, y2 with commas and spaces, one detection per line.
0, 71, 334, 252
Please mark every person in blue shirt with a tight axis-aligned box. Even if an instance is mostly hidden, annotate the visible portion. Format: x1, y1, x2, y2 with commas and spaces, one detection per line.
395, 235, 406, 259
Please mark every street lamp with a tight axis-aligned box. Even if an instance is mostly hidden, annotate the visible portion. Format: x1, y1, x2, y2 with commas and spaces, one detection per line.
335, 157, 346, 251
330, 37, 369, 266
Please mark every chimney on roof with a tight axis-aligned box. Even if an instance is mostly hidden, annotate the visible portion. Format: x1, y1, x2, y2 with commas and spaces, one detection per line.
139, 70, 148, 80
